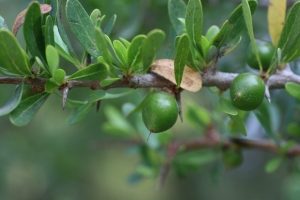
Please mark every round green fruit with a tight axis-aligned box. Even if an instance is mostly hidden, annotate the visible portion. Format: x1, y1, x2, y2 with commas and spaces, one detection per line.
142, 92, 178, 133
246, 41, 276, 70
230, 73, 265, 111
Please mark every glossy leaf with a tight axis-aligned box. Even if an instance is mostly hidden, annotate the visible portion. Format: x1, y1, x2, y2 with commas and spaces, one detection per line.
229, 113, 247, 136
95, 28, 117, 76
0, 79, 25, 116
174, 34, 189, 87
103, 14, 117, 36
0, 15, 8, 30
54, 92, 86, 108
66, 0, 99, 57
66, 103, 93, 125
45, 79, 58, 93
100, 78, 122, 87
168, 0, 187, 35
142, 29, 165, 71
277, 2, 300, 59
205, 45, 217, 63
45, 16, 55, 46
223, 36, 242, 56
103, 105, 136, 136
205, 25, 219, 45
265, 157, 282, 173
90, 9, 102, 26
285, 82, 300, 100
0, 30, 32, 76
119, 38, 131, 48
242, 0, 262, 71
185, 101, 211, 131
88, 90, 106, 103
185, 0, 203, 51
127, 35, 146, 68
268, 0, 286, 46
67, 62, 108, 81
53, 69, 66, 85
46, 45, 59, 76
254, 100, 279, 145
56, 0, 76, 56
23, 2, 47, 67
10, 92, 50, 126
219, 96, 238, 116
213, 1, 257, 48
113, 40, 128, 69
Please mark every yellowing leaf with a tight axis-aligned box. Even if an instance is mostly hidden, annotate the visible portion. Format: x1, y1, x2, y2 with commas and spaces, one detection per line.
268, 0, 286, 46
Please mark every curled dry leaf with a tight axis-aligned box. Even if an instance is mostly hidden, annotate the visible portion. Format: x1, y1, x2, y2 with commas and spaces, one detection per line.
12, 4, 52, 36
150, 59, 202, 92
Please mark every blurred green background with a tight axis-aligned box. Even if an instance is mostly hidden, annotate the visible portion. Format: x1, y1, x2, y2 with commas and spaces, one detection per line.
1, 0, 300, 200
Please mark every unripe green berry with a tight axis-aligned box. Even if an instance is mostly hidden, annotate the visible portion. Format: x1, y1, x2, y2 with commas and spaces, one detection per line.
246, 41, 276, 70
142, 92, 178, 133
230, 73, 265, 111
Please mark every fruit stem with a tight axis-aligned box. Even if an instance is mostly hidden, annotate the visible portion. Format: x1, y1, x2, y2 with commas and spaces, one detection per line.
147, 131, 152, 141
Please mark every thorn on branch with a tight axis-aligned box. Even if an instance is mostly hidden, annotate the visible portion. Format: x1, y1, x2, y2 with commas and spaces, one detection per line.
62, 86, 69, 110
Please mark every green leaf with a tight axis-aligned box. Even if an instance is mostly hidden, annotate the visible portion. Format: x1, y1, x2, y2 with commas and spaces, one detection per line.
100, 78, 122, 87
127, 35, 146, 69
174, 34, 189, 88
254, 100, 279, 145
0, 30, 32, 76
53, 25, 74, 63
66, 103, 93, 125
229, 113, 247, 136
46, 45, 59, 76
94, 28, 117, 77
10, 92, 50, 126
90, 9, 102, 26
53, 69, 66, 85
54, 92, 86, 108
205, 25, 220, 44
185, 0, 203, 52
45, 79, 58, 93
103, 14, 117, 36
67, 62, 108, 81
277, 2, 300, 59
287, 122, 300, 137
168, 0, 187, 35
185, 101, 211, 131
0, 15, 8, 30
66, 0, 99, 58
45, 16, 55, 46
113, 40, 128, 69
285, 82, 300, 100
265, 157, 282, 173
213, 1, 257, 48
102, 90, 136, 100
242, 0, 263, 71
0, 78, 25, 116
222, 36, 242, 56
142, 29, 165, 71
88, 90, 106, 103
119, 38, 131, 48
23, 2, 47, 67
205, 45, 217, 63
219, 96, 238, 115
103, 105, 136, 137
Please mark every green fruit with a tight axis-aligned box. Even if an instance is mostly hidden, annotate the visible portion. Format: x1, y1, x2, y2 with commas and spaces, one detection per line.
246, 41, 276, 70
222, 149, 243, 169
230, 73, 265, 111
142, 92, 178, 133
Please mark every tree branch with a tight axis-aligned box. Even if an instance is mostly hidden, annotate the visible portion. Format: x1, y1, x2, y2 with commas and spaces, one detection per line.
1, 66, 299, 91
